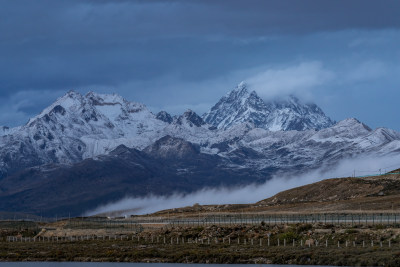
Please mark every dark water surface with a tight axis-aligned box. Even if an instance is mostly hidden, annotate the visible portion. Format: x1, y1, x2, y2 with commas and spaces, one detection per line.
0, 263, 336, 267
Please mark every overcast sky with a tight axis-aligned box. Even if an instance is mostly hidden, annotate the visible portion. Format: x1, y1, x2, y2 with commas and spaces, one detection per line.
1, 0, 400, 130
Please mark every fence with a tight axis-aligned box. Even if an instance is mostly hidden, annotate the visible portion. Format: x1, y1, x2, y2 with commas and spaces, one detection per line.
2, 213, 400, 229
132, 213, 400, 227
4, 234, 397, 250
65, 217, 143, 232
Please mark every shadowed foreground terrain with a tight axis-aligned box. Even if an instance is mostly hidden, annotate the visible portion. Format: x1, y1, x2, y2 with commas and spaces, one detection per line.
3, 223, 400, 265
3, 171, 400, 265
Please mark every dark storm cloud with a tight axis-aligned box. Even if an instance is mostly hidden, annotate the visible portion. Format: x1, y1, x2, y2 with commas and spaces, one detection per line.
2, 0, 400, 42
1, 0, 399, 92
0, 0, 400, 129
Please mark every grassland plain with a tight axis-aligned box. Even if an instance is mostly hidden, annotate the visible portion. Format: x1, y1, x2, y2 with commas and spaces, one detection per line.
3, 172, 400, 265
3, 223, 400, 266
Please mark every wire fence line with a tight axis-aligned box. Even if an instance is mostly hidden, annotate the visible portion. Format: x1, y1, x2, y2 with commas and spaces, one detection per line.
355, 172, 400, 178
4, 234, 398, 250
3, 213, 400, 228
65, 218, 143, 231
132, 213, 400, 227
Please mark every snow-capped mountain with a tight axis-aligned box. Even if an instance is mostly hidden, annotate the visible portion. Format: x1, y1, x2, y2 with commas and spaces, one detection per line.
0, 91, 168, 178
1, 83, 400, 216
225, 118, 400, 173
203, 82, 334, 131
0, 83, 399, 180
156, 111, 173, 124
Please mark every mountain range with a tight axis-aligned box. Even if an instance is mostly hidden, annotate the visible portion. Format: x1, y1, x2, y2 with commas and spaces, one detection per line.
1, 82, 400, 216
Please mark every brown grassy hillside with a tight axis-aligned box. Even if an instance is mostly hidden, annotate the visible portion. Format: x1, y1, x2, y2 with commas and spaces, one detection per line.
151, 172, 400, 216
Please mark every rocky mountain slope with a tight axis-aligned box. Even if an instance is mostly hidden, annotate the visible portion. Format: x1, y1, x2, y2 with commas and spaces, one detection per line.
202, 82, 334, 131
0, 137, 267, 216
0, 91, 168, 178
1, 83, 398, 180
0, 82, 400, 216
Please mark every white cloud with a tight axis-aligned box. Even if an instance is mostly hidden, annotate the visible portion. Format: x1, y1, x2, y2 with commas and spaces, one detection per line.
86, 154, 400, 217
246, 61, 334, 100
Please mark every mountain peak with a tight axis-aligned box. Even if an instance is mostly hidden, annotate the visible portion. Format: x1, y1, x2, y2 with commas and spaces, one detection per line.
334, 118, 371, 131
203, 84, 334, 131
66, 90, 81, 98
237, 80, 246, 88
85, 91, 127, 106
176, 110, 206, 127
156, 111, 173, 124
232, 81, 248, 93
27, 90, 84, 125
203, 82, 268, 129
225, 81, 253, 102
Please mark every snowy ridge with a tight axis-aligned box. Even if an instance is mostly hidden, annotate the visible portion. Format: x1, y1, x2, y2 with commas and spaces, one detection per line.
0, 85, 400, 179
202, 82, 270, 130
203, 82, 334, 131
